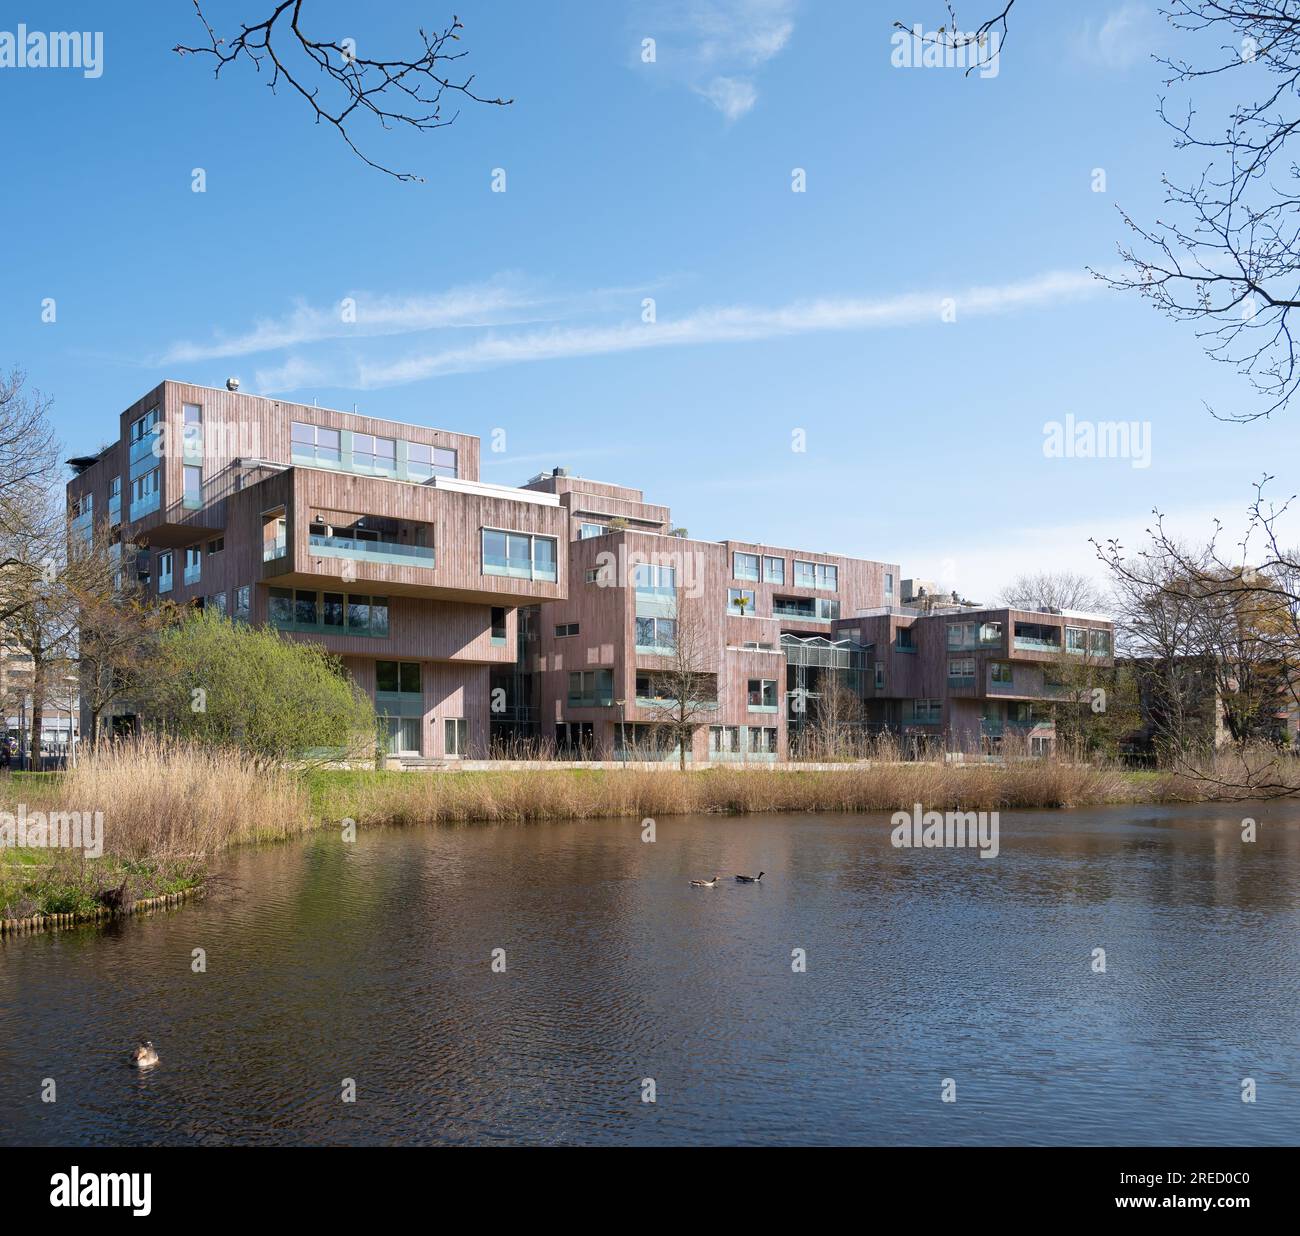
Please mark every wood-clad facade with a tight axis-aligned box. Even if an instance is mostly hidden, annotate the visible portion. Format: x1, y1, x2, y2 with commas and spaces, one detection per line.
67, 383, 1115, 762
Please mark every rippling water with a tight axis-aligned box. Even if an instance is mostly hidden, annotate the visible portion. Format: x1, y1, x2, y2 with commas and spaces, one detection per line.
2, 803, 1299, 1145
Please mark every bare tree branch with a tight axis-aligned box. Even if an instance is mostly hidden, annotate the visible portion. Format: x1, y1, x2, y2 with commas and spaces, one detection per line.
174, 2, 512, 182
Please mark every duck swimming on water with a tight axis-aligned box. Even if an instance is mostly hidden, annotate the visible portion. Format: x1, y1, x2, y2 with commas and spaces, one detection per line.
734, 872, 765, 883
130, 1040, 159, 1068
690, 875, 720, 888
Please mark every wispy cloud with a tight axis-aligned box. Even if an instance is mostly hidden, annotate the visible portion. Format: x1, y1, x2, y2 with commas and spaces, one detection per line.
253, 269, 1105, 392
157, 277, 555, 365
1073, 2, 1156, 70
639, 0, 797, 121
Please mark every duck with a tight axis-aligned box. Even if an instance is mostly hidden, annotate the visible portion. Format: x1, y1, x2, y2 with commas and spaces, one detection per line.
735, 872, 765, 883
689, 875, 720, 888
130, 1040, 159, 1069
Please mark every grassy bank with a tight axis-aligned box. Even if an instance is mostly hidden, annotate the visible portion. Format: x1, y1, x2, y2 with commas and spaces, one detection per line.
2, 738, 1294, 921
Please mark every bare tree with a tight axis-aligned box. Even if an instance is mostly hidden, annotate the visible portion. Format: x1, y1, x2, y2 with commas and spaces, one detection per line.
893, 2, 1016, 72
175, 2, 511, 182
1094, 477, 1300, 794
1098, 2, 1300, 421
646, 599, 718, 771
807, 674, 867, 760
0, 370, 56, 580
998, 571, 1110, 613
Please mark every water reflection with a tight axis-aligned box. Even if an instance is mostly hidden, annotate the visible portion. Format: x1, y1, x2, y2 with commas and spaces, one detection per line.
1, 803, 1298, 1145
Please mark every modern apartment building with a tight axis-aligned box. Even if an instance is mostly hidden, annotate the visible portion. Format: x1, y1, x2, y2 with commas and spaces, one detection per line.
66, 381, 1115, 762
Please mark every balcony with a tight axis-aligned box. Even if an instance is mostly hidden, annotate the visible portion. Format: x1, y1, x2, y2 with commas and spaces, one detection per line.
1014, 636, 1061, 652
309, 532, 435, 568
264, 537, 287, 562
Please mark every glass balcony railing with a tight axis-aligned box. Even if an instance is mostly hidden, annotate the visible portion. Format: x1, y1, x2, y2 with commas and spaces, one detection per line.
484, 554, 557, 582
129, 431, 161, 466
309, 533, 434, 566
264, 538, 287, 562
1014, 636, 1061, 652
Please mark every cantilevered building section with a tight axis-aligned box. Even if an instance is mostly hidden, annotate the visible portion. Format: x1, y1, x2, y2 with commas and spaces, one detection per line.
67, 382, 1115, 764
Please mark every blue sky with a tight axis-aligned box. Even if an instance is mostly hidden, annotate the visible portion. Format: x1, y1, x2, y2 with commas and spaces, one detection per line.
4, 0, 1297, 600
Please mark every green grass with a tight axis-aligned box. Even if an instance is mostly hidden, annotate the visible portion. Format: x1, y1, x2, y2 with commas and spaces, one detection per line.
0, 851, 204, 921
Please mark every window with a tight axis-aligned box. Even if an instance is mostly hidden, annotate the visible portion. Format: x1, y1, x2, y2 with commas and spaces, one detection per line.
129, 407, 159, 445
885, 572, 894, 598
579, 522, 606, 539
407, 441, 457, 481
948, 622, 976, 649
108, 475, 121, 523
728, 587, 757, 616
209, 592, 227, 616
875, 664, 885, 689
1066, 627, 1088, 655
269, 589, 388, 636
914, 699, 942, 723
183, 546, 202, 586
635, 616, 676, 651
794, 559, 817, 589
291, 421, 342, 467
567, 669, 614, 707
234, 585, 251, 622
554, 622, 580, 638
182, 403, 203, 455
376, 660, 421, 695
445, 718, 468, 755
896, 625, 915, 651
747, 679, 778, 710
948, 657, 976, 681
206, 536, 224, 556
748, 726, 777, 754
817, 598, 840, 621
131, 467, 160, 516
763, 556, 785, 584
491, 606, 507, 644
709, 726, 741, 754
816, 563, 838, 591
352, 432, 397, 476
733, 552, 760, 582
1088, 628, 1111, 656
183, 465, 203, 508
482, 529, 559, 582
633, 562, 676, 591
991, 661, 1013, 683
157, 551, 173, 594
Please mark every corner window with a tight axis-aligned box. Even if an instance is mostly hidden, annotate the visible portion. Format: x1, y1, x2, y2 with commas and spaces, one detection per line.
407, 441, 457, 481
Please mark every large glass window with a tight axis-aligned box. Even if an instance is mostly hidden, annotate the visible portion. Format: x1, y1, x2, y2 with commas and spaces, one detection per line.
991, 661, 1013, 683
407, 442, 457, 481
1088, 628, 1111, 656
1066, 627, 1088, 654
183, 546, 202, 585
130, 467, 160, 516
291, 421, 342, 467
234, 585, 251, 622
794, 559, 817, 589
157, 551, 173, 594
482, 529, 559, 582
733, 552, 760, 582
948, 657, 976, 681
129, 407, 159, 445
816, 563, 838, 591
763, 556, 785, 584
352, 432, 397, 476
269, 589, 388, 636
633, 563, 676, 591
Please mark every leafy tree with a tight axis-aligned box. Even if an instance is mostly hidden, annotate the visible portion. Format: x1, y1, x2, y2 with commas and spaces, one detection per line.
141, 609, 375, 765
